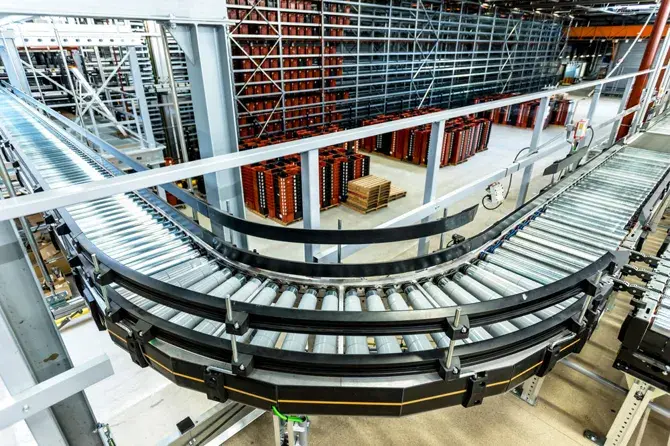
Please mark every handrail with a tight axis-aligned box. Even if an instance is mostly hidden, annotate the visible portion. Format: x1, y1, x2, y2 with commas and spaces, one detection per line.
0, 87, 483, 245
0, 68, 655, 220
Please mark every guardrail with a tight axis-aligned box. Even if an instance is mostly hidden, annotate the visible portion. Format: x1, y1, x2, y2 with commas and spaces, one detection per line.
0, 66, 665, 264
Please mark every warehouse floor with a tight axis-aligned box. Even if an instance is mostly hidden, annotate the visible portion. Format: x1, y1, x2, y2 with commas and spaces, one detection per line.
233, 91, 628, 264
3, 92, 670, 445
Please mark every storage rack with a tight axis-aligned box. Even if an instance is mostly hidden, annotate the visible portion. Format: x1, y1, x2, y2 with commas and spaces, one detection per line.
0, 18, 196, 162
226, 0, 565, 140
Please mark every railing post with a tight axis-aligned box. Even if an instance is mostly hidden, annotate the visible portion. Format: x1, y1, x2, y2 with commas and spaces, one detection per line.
418, 120, 446, 256
516, 96, 550, 208
609, 78, 635, 147
301, 149, 320, 262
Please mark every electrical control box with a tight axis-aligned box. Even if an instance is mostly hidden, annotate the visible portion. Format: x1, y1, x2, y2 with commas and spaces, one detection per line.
573, 119, 589, 141
487, 182, 505, 206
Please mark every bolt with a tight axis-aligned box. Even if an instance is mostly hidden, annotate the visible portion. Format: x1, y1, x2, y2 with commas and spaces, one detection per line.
234, 322, 240, 329
22, 404, 29, 412
240, 364, 246, 371
452, 367, 459, 374
461, 326, 467, 333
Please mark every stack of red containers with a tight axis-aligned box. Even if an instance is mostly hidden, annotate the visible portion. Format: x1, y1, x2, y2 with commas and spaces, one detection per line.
475, 93, 563, 129
549, 99, 574, 126
241, 128, 371, 225
358, 109, 492, 168
228, 0, 347, 140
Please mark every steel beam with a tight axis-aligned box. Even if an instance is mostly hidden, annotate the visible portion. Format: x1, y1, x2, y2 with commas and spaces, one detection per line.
0, 305, 66, 445
0, 218, 103, 445
170, 23, 248, 249
618, 0, 670, 139
516, 96, 550, 208
301, 149, 320, 262
417, 120, 445, 256
0, 35, 29, 92
128, 46, 156, 147
632, 31, 670, 135
0, 1, 230, 22
0, 355, 113, 431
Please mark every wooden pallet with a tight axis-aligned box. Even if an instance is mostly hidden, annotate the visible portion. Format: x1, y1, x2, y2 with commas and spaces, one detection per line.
343, 202, 388, 214
347, 175, 391, 212
247, 207, 269, 219
320, 203, 340, 211
388, 185, 407, 202
270, 216, 302, 226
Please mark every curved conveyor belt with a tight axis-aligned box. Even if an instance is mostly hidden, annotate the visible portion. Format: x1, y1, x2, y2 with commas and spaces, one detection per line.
2, 88, 669, 415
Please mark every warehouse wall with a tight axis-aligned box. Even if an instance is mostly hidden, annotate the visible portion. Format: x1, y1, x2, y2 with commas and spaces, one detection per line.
604, 38, 669, 95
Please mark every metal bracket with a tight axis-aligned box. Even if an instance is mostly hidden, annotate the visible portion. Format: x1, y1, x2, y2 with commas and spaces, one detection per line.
232, 353, 254, 377
611, 278, 647, 298
444, 314, 470, 341
630, 250, 660, 268
518, 375, 545, 406
621, 264, 653, 282
438, 356, 461, 381
124, 320, 152, 368
537, 345, 561, 377
462, 372, 488, 407
204, 367, 230, 403
225, 310, 250, 336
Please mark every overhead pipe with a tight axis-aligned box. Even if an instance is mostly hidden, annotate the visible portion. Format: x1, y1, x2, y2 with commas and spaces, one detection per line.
617, 0, 670, 139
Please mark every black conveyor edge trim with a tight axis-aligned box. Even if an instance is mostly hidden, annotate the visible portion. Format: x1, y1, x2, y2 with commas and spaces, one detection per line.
108, 293, 586, 377
95, 247, 613, 335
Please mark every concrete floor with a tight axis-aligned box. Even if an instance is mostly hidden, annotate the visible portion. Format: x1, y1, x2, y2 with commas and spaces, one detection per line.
220, 91, 623, 265
3, 92, 670, 445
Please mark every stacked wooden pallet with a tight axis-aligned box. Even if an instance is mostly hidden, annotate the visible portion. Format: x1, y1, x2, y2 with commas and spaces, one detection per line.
344, 175, 391, 214
388, 185, 407, 202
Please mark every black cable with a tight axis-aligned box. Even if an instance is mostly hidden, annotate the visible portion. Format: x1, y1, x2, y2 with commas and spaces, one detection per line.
585, 125, 595, 149
482, 146, 530, 211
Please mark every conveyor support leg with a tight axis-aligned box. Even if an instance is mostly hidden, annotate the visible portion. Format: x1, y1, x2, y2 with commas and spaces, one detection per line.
518, 375, 545, 406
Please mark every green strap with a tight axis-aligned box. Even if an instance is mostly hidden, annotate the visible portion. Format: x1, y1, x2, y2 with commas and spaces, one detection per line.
272, 406, 307, 423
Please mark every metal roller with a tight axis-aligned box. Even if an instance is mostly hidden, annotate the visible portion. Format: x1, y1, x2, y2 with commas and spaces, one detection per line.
250, 285, 300, 348
344, 290, 370, 354
281, 289, 319, 352
312, 289, 339, 354
365, 290, 402, 354
385, 289, 434, 352
210, 274, 247, 299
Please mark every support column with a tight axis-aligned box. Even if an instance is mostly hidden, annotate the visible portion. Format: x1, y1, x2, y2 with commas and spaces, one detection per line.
301, 149, 320, 262
0, 36, 30, 93
0, 305, 66, 445
516, 96, 550, 209
576, 84, 601, 153
128, 46, 156, 147
417, 120, 445, 256
617, 0, 670, 139
170, 23, 248, 249
0, 219, 102, 445
633, 32, 670, 134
